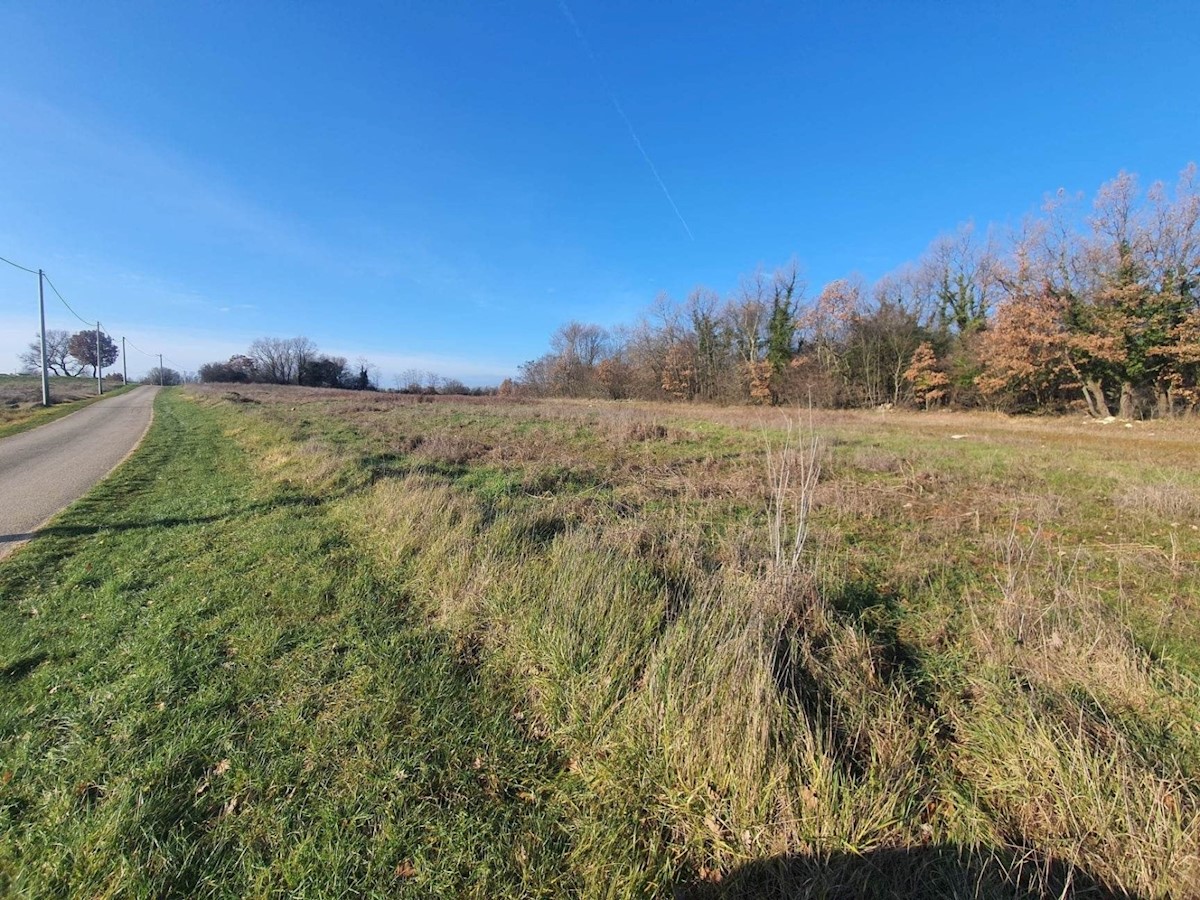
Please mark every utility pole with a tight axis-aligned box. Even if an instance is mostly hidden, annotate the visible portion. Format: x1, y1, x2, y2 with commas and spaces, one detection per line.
122, 337, 128, 385
38, 270, 50, 407
95, 322, 103, 395
158, 354, 164, 386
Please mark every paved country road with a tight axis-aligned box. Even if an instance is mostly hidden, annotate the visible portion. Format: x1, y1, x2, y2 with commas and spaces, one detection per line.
0, 386, 159, 560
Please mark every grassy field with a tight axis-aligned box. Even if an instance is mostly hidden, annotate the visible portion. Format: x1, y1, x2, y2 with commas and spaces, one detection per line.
0, 374, 132, 438
2, 385, 1198, 897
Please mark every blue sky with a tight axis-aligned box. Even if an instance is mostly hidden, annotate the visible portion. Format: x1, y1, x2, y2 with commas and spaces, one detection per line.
1, 1, 1197, 384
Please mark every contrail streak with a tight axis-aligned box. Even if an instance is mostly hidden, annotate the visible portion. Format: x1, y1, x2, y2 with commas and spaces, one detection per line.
556, 0, 695, 240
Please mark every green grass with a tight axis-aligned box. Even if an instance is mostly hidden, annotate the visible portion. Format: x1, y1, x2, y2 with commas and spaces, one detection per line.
0, 392, 580, 898
0, 375, 134, 439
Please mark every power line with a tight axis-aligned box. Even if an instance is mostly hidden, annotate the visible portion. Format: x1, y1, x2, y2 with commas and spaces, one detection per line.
124, 337, 155, 357
0, 253, 39, 275
6, 248, 187, 403
41, 273, 93, 326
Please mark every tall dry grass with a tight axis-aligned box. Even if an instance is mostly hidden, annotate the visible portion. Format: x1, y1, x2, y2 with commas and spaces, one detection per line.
192, 386, 1200, 896
959, 523, 1200, 896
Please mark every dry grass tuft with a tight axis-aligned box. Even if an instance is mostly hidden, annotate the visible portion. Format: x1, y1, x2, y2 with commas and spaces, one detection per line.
1113, 480, 1200, 520
850, 446, 907, 474
413, 432, 491, 465
958, 520, 1200, 896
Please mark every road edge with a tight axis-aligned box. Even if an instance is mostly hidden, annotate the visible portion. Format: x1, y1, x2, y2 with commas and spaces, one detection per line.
0, 383, 139, 441
0, 386, 162, 562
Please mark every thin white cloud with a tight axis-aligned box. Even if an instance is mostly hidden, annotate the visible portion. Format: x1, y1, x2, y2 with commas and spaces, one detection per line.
0, 90, 331, 264
0, 89, 513, 326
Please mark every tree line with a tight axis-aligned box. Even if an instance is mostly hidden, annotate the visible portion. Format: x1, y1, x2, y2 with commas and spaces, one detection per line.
199, 337, 377, 390
392, 369, 490, 396
512, 165, 1200, 418
201, 340, 502, 395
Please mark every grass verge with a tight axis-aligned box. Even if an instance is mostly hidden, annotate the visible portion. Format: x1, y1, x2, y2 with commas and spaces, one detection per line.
0, 391, 578, 898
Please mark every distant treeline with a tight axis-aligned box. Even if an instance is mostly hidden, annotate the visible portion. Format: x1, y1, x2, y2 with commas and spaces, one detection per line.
511, 165, 1200, 418
391, 369, 495, 396
199, 337, 376, 390
199, 339, 498, 396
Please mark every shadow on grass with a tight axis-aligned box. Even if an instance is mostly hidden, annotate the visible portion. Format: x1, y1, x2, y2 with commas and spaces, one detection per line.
0, 495, 330, 573
677, 845, 1141, 899
35, 494, 326, 540
823, 578, 952, 736
1, 651, 48, 681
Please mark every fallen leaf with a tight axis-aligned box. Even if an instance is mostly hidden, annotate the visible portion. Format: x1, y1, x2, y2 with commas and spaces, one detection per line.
799, 786, 819, 811
394, 862, 416, 879
704, 815, 726, 841
214, 759, 231, 777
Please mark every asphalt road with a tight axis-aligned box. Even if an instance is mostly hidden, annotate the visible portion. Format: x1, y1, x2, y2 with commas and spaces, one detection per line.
0, 386, 159, 560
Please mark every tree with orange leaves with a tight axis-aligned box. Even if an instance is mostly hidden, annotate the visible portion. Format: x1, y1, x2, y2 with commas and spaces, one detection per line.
903, 341, 949, 409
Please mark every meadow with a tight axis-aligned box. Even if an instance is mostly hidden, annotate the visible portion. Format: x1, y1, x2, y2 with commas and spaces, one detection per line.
2, 385, 1198, 897
0, 374, 131, 438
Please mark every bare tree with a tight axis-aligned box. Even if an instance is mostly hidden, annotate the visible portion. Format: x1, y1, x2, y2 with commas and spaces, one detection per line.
549, 321, 609, 396
396, 369, 424, 392
248, 336, 318, 384
518, 355, 556, 397
144, 367, 183, 386
290, 336, 318, 384
687, 287, 728, 401
249, 337, 292, 384
921, 221, 1003, 335
723, 269, 769, 369
19, 329, 83, 376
